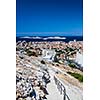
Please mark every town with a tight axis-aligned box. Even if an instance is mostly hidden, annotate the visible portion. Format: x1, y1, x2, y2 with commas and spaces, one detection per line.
16, 40, 83, 100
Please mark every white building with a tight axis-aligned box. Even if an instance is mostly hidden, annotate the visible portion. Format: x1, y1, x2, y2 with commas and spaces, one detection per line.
42, 49, 56, 61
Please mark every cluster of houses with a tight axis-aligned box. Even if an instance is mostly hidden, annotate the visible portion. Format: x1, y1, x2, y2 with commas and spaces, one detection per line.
16, 40, 83, 68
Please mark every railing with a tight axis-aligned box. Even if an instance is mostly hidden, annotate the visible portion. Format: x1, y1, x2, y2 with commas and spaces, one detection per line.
54, 76, 70, 100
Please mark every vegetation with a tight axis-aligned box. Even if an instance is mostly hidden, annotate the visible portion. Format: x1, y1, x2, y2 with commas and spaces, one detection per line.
64, 47, 74, 52
67, 72, 83, 82
68, 63, 76, 68
53, 55, 59, 62
29, 47, 33, 49
16, 47, 21, 51
25, 49, 37, 57
56, 64, 59, 66
55, 48, 58, 52
41, 60, 46, 64
56, 50, 65, 54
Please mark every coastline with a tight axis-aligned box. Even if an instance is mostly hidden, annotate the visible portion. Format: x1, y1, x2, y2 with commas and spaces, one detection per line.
16, 36, 83, 42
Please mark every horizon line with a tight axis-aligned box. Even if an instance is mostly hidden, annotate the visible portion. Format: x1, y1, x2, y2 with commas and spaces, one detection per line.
16, 32, 83, 37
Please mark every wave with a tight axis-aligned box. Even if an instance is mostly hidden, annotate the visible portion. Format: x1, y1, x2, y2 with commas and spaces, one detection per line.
20, 36, 42, 39
43, 37, 66, 40
19, 36, 66, 40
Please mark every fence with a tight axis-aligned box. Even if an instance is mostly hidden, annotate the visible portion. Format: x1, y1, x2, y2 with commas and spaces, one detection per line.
54, 76, 70, 100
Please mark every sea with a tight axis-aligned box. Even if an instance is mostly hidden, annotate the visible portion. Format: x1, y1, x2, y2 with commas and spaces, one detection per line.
16, 36, 83, 42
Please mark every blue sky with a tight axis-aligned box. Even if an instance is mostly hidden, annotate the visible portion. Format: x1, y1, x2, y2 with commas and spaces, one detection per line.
16, 0, 83, 36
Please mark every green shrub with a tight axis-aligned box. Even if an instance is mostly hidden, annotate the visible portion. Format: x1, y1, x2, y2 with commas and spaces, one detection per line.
68, 63, 76, 68
16, 47, 20, 51
25, 49, 37, 57
54, 55, 59, 62
64, 47, 74, 52
67, 72, 83, 82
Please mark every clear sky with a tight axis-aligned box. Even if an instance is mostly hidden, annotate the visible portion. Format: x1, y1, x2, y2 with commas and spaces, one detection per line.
16, 0, 83, 36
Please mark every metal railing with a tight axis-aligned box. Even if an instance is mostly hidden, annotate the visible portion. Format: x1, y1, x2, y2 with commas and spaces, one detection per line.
54, 76, 70, 100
